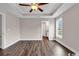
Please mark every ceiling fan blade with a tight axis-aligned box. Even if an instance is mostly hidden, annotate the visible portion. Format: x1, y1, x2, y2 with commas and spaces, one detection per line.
38, 8, 43, 12
38, 3, 48, 5
29, 9, 33, 12
19, 4, 30, 6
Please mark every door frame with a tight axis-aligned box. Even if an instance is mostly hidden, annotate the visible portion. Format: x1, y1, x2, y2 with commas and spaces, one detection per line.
0, 12, 6, 49
41, 21, 49, 40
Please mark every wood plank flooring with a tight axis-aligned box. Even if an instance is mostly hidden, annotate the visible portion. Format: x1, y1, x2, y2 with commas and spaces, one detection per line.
0, 39, 75, 56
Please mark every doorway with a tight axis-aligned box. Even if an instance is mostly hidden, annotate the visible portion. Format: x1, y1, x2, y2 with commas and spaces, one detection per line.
41, 21, 49, 40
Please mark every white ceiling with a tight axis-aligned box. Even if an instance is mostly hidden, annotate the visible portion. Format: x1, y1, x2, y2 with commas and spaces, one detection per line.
0, 3, 75, 18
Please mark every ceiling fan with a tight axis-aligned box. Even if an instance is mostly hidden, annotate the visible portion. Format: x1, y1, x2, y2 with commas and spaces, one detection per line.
19, 3, 48, 12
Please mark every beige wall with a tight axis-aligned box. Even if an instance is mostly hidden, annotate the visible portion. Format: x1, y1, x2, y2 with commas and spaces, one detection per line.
0, 15, 2, 48
20, 18, 54, 40
0, 4, 20, 48
57, 4, 79, 51
20, 18, 41, 40
5, 12, 20, 48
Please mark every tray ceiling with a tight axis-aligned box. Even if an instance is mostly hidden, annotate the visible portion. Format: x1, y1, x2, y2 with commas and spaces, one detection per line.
9, 3, 62, 16
0, 3, 75, 18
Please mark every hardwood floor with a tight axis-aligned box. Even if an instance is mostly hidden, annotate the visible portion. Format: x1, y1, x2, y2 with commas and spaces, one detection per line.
0, 39, 75, 56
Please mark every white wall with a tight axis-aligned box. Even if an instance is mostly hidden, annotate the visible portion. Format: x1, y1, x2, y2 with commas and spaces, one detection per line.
0, 4, 20, 49
56, 4, 79, 52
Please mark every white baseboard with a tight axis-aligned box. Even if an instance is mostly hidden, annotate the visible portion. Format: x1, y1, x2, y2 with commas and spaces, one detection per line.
20, 38, 42, 40
2, 39, 19, 49
55, 39, 78, 56
2, 38, 42, 49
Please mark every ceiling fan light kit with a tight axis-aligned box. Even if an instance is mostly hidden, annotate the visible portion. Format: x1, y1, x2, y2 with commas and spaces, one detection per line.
19, 3, 48, 12
31, 3, 38, 11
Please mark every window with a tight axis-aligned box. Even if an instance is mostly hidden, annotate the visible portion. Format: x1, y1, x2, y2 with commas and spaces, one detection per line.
56, 17, 63, 39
